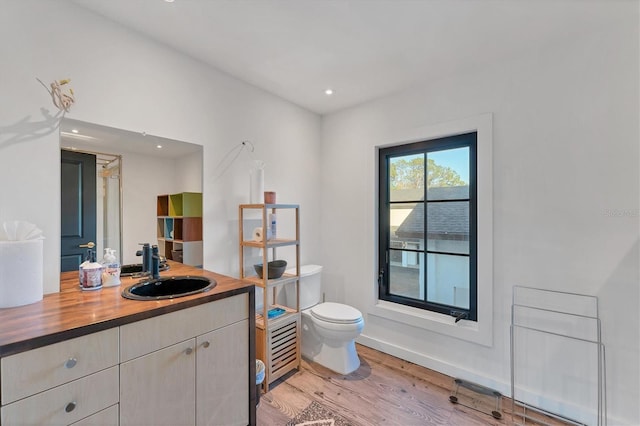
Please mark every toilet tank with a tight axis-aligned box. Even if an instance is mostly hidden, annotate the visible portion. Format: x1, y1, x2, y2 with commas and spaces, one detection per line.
285, 264, 323, 310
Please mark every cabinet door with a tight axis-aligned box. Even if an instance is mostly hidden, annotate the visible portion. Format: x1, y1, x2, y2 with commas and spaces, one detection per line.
196, 320, 249, 426
120, 339, 196, 426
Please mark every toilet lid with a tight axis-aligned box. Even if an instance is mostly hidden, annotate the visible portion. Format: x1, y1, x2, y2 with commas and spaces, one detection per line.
310, 302, 362, 324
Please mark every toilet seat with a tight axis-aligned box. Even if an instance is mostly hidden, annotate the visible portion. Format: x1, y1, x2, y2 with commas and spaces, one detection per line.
310, 302, 362, 324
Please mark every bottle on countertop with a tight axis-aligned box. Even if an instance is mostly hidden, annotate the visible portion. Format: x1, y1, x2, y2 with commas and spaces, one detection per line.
101, 248, 121, 287
100, 248, 111, 264
78, 249, 92, 287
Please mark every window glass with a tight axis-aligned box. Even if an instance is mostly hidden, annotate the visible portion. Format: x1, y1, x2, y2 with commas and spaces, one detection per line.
389, 252, 425, 299
379, 132, 477, 321
426, 202, 469, 255
390, 154, 424, 202
391, 202, 422, 244
427, 147, 469, 200
426, 253, 470, 309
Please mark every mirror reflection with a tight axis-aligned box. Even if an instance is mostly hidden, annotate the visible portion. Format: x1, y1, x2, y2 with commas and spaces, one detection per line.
59, 118, 203, 271
60, 148, 122, 272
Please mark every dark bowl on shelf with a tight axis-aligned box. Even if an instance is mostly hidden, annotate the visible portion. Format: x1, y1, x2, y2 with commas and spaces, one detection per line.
254, 260, 287, 279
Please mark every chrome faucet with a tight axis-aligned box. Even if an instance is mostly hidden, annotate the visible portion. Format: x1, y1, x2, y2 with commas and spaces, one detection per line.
135, 243, 161, 279
151, 245, 161, 280
135, 243, 153, 274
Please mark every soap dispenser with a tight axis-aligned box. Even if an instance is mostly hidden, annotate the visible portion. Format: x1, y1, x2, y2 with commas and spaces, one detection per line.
78, 249, 92, 287
100, 248, 111, 264
101, 249, 121, 287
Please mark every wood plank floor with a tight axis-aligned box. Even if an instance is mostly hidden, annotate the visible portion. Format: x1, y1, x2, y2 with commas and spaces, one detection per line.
257, 344, 568, 426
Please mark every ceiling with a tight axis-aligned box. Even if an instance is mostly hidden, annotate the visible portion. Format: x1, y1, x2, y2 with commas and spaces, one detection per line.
60, 117, 202, 158
71, 0, 618, 115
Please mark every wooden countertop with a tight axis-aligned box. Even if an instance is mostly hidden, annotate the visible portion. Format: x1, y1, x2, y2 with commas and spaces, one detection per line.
0, 261, 254, 357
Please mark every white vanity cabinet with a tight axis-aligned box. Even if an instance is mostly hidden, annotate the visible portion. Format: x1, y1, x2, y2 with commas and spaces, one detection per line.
0, 328, 119, 426
0, 284, 253, 426
119, 294, 250, 426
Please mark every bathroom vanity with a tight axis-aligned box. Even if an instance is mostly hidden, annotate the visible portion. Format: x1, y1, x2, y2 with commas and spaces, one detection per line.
0, 261, 256, 426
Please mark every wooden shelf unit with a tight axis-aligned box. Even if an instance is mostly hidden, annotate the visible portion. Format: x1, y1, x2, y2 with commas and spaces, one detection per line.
239, 204, 301, 392
157, 193, 203, 266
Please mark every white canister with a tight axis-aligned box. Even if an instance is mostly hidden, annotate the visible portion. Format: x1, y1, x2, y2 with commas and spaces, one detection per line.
81, 263, 103, 291
0, 240, 44, 308
249, 161, 265, 204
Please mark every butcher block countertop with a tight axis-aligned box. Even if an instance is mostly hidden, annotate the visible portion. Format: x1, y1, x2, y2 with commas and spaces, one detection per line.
0, 261, 254, 357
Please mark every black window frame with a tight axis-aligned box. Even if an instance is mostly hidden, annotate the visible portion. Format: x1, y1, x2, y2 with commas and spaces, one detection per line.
378, 132, 478, 321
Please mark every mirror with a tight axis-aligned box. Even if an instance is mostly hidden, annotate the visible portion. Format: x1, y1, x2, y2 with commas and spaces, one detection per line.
60, 146, 122, 271
59, 118, 203, 268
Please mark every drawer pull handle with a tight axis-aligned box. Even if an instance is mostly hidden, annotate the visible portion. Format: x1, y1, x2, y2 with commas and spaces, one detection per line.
202, 341, 210, 348
64, 358, 77, 369
65, 401, 76, 413
185, 347, 193, 355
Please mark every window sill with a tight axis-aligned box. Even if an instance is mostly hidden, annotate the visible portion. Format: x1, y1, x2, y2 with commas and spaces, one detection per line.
369, 300, 492, 346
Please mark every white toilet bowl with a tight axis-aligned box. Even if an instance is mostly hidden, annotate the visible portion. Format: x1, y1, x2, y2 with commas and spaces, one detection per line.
300, 302, 364, 375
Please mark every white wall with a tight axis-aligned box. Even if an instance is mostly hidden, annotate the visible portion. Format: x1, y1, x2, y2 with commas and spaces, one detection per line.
320, 4, 638, 425
121, 152, 177, 265
175, 151, 203, 194
0, 0, 321, 293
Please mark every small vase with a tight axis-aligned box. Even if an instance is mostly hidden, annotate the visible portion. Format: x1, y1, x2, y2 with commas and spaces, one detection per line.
249, 161, 264, 204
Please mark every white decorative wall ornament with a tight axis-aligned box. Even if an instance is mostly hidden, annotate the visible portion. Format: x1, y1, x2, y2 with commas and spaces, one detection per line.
37, 78, 75, 112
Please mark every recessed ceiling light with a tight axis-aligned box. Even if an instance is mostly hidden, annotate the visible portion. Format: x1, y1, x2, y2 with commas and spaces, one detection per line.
325, 89, 334, 95
157, 145, 163, 149
71, 129, 79, 133
164, 0, 175, 2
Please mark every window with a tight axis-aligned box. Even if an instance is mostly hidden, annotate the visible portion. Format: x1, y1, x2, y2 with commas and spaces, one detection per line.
378, 132, 477, 321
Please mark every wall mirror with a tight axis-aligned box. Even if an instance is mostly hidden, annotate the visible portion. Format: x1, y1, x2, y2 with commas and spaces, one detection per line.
59, 118, 203, 271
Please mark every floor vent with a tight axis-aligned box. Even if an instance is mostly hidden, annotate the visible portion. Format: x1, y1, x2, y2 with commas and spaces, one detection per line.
449, 377, 502, 419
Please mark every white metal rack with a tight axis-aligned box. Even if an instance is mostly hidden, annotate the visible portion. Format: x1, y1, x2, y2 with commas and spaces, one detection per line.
510, 286, 607, 426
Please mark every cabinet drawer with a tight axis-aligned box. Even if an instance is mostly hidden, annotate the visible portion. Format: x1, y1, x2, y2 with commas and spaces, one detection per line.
1, 366, 119, 426
71, 404, 118, 426
120, 294, 248, 362
1, 328, 119, 405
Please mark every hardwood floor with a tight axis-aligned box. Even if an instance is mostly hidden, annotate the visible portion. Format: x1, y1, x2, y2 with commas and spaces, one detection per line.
257, 344, 567, 426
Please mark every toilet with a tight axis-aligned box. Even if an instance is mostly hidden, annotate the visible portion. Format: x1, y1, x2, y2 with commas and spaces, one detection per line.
285, 265, 364, 375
